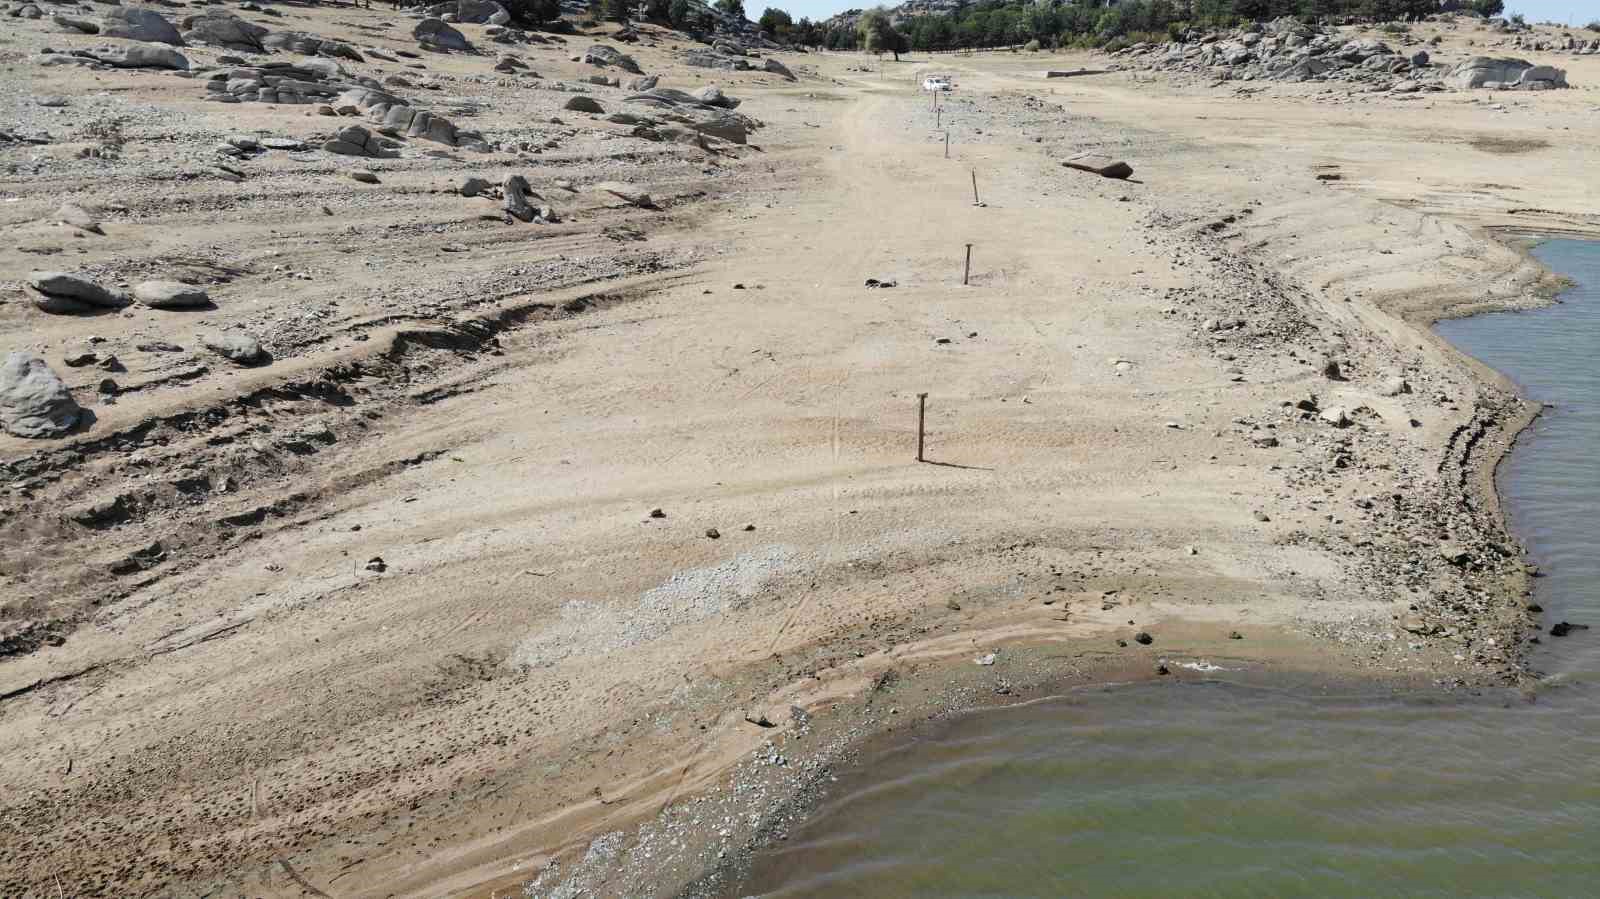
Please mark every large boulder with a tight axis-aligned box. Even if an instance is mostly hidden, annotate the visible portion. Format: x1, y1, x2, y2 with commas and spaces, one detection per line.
262, 31, 365, 62
684, 49, 749, 71
0, 353, 82, 439
415, 18, 470, 52
1447, 56, 1566, 89
180, 11, 268, 53
763, 57, 796, 81
448, 0, 509, 25
584, 44, 642, 75
100, 7, 183, 46
27, 271, 130, 312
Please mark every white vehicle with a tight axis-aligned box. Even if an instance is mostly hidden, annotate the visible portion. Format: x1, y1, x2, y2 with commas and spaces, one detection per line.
922, 76, 953, 92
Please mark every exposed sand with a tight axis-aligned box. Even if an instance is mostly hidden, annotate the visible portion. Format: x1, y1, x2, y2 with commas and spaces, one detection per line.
2, 9, 1598, 898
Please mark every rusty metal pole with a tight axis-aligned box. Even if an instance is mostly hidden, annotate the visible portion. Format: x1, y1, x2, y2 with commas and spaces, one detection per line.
916, 393, 928, 462
970, 170, 980, 205
943, 129, 949, 157
963, 243, 972, 285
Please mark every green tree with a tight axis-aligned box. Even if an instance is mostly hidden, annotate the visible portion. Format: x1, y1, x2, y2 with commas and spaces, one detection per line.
715, 0, 746, 21
501, 0, 563, 25
759, 7, 793, 38
603, 0, 632, 24
858, 6, 908, 60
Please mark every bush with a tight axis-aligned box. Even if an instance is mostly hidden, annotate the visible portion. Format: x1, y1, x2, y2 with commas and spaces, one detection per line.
502, 0, 562, 25
1587, 21, 1600, 33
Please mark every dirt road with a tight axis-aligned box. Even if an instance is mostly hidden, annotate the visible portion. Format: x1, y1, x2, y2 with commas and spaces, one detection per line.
3, 14, 1596, 898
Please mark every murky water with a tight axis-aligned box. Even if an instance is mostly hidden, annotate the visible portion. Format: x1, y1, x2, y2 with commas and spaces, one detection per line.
737, 240, 1600, 898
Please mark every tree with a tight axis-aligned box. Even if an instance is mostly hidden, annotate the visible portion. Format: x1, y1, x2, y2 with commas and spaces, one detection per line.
603, 0, 631, 24
715, 0, 746, 21
501, 0, 563, 25
858, 6, 908, 60
759, 6, 794, 38
668, 0, 693, 26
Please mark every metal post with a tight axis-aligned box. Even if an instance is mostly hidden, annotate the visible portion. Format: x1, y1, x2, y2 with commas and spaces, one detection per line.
963, 244, 972, 285
944, 130, 949, 158
916, 393, 928, 462
970, 171, 980, 205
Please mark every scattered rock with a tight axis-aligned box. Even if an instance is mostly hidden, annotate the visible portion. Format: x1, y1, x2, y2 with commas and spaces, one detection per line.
56, 202, 102, 234
563, 95, 605, 114
133, 281, 212, 310
594, 181, 652, 208
1319, 357, 1343, 380
460, 176, 491, 197
364, 556, 388, 572
705, 527, 721, 539
350, 169, 380, 184
202, 333, 267, 366
1377, 376, 1412, 397
27, 271, 129, 312
1134, 631, 1153, 645
1062, 153, 1133, 179
763, 57, 796, 81
1549, 621, 1588, 637
0, 352, 82, 438
502, 172, 536, 221
1318, 406, 1351, 428
584, 44, 642, 75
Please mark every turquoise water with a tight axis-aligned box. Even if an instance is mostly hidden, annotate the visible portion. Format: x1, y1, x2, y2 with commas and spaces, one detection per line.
736, 240, 1600, 898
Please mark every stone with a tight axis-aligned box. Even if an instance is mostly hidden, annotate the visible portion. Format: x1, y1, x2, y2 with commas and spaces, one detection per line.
594, 181, 651, 208
690, 114, 750, 145
27, 271, 128, 310
1410, 50, 1429, 67
1063, 153, 1133, 180
584, 44, 642, 75
1318, 406, 1351, 427
460, 176, 491, 197
1134, 631, 1153, 645
502, 173, 535, 222
1377, 376, 1412, 397
180, 11, 268, 53
563, 95, 604, 114
691, 85, 740, 109
51, 14, 98, 35
202, 333, 267, 365
1438, 542, 1471, 566
627, 75, 658, 91
1320, 357, 1343, 380
0, 353, 82, 438
763, 57, 796, 80
133, 281, 212, 309
414, 18, 470, 53
101, 7, 182, 45
102, 45, 190, 70
350, 170, 380, 184
57, 202, 102, 234
705, 527, 721, 539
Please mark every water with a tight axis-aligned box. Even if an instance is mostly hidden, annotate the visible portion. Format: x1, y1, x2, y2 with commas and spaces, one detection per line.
738, 239, 1600, 898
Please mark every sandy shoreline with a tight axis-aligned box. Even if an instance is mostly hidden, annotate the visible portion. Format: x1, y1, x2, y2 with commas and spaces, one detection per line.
3, 9, 1599, 898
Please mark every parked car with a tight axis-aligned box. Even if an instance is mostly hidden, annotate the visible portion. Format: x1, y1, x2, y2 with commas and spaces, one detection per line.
922, 76, 953, 92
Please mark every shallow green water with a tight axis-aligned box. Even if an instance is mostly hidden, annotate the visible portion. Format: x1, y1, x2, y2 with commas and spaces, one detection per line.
738, 240, 1600, 898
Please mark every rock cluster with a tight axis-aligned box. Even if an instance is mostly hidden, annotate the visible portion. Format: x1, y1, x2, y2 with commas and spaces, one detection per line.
584, 44, 643, 75
622, 87, 761, 145
180, 11, 269, 53
1115, 19, 1438, 89
323, 123, 400, 158
262, 31, 365, 62
204, 60, 371, 105
426, 0, 509, 25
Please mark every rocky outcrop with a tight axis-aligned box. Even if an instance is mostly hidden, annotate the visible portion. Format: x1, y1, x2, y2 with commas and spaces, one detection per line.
322, 124, 400, 158
262, 31, 365, 62
100, 7, 182, 46
1447, 57, 1568, 90
0, 353, 82, 439
684, 49, 751, 71
180, 11, 268, 53
426, 0, 509, 25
